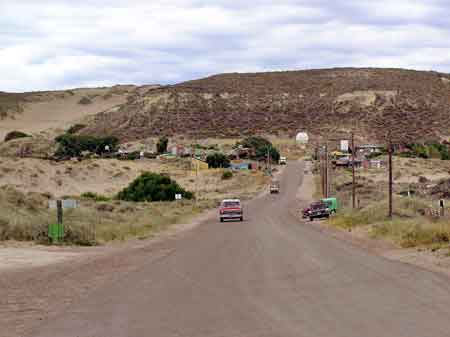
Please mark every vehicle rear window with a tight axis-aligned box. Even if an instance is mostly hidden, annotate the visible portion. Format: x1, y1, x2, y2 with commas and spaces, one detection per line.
311, 202, 326, 209
223, 201, 240, 207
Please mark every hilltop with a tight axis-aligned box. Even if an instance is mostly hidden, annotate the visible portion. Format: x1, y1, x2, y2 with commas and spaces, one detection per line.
82, 68, 450, 142
1, 68, 450, 144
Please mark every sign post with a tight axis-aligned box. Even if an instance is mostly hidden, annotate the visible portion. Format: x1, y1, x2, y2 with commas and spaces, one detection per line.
48, 199, 78, 244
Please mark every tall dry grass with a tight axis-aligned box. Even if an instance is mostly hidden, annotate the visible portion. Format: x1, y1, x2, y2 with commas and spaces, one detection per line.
0, 166, 269, 245
328, 196, 450, 249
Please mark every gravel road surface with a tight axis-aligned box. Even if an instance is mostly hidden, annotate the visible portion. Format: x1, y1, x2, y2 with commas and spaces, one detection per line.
2, 161, 450, 337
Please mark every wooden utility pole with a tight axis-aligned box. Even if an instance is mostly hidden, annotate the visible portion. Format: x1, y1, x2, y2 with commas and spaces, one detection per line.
320, 146, 325, 197
269, 148, 272, 175
351, 132, 356, 209
388, 138, 393, 219
324, 142, 329, 198
317, 146, 325, 196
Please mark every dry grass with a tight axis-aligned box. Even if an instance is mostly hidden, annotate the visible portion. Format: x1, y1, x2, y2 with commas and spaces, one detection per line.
328, 198, 450, 249
0, 164, 269, 245
371, 218, 450, 249
325, 157, 450, 249
0, 137, 288, 245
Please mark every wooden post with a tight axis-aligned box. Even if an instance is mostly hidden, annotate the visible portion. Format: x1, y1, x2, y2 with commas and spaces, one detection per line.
57, 200, 63, 225
320, 146, 325, 197
388, 139, 393, 219
325, 142, 329, 198
351, 133, 356, 209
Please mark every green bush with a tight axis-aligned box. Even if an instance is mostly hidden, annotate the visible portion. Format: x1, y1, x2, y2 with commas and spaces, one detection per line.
403, 143, 450, 160
78, 96, 92, 105
54, 134, 119, 158
157, 136, 169, 154
81, 192, 111, 202
221, 171, 233, 180
67, 124, 86, 134
206, 153, 230, 168
4, 130, 31, 142
117, 172, 194, 202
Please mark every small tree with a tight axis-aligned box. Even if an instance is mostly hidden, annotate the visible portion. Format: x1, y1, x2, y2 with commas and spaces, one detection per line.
157, 136, 169, 154
255, 145, 280, 162
237, 136, 280, 161
206, 153, 230, 168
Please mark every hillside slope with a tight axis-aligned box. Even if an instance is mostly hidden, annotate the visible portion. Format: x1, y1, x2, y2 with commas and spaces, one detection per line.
0, 85, 148, 141
83, 68, 450, 142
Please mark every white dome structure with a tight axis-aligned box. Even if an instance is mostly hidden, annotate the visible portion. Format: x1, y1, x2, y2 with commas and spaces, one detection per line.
295, 132, 309, 144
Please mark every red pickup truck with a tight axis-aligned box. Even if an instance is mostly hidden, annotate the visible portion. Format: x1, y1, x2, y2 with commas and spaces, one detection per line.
219, 199, 243, 222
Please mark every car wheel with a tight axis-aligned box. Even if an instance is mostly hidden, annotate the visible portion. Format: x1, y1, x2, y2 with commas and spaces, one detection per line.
240, 217, 243, 221
309, 217, 314, 221
220, 218, 224, 222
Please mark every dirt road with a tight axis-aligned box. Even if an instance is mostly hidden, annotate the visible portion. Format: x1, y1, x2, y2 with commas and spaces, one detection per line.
2, 161, 450, 337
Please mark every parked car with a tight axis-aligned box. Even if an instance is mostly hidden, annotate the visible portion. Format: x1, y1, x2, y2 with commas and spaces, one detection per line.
308, 201, 331, 221
219, 199, 243, 222
279, 156, 287, 165
270, 180, 280, 194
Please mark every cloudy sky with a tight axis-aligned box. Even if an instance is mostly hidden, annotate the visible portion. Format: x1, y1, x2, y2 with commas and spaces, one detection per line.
1, 0, 450, 92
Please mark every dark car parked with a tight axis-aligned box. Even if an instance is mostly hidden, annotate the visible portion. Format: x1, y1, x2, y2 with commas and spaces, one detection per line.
308, 201, 331, 221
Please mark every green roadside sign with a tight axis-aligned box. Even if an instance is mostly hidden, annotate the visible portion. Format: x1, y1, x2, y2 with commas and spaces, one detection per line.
48, 223, 64, 243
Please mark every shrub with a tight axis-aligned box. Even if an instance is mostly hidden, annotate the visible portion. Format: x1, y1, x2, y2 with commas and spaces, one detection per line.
67, 124, 86, 134
117, 172, 194, 202
4, 130, 31, 142
221, 171, 233, 180
81, 192, 111, 202
54, 134, 119, 158
403, 143, 450, 160
157, 136, 169, 154
78, 96, 92, 105
206, 153, 230, 168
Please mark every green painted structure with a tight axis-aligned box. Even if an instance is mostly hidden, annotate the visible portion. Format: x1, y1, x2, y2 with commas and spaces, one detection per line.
321, 197, 339, 213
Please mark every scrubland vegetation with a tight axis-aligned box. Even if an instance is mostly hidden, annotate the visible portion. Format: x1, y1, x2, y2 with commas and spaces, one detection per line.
324, 156, 450, 252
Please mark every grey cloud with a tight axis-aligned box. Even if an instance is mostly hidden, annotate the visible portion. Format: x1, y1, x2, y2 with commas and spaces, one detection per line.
1, 0, 450, 92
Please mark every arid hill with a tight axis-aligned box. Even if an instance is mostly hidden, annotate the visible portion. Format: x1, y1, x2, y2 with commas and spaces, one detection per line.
0, 85, 159, 141
82, 68, 450, 142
